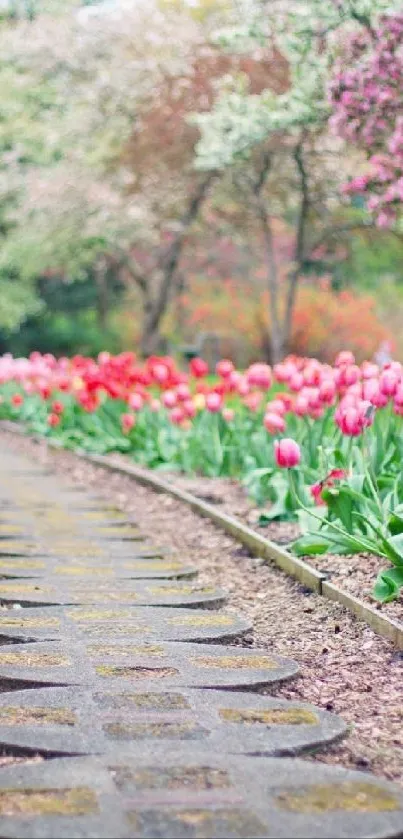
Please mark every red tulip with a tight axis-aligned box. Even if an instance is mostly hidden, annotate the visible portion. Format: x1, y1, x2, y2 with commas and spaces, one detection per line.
274, 438, 301, 468
11, 393, 23, 407
190, 357, 209, 378
47, 413, 60, 427
51, 400, 64, 415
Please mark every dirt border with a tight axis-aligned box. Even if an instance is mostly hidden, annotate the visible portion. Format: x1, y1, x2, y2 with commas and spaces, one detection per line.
1, 420, 402, 651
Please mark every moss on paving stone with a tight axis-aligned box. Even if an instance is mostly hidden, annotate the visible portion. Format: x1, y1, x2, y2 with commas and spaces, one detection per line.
95, 665, 179, 679
87, 644, 165, 657
0, 707, 76, 726
94, 691, 190, 711
0, 652, 69, 666
275, 782, 400, 813
219, 708, 319, 725
191, 655, 276, 670
126, 808, 267, 838
103, 721, 204, 741
110, 764, 230, 792
0, 787, 98, 816
169, 615, 234, 627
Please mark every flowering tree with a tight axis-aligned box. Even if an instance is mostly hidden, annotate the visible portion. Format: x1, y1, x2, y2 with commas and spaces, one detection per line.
330, 11, 403, 228
0, 1, 220, 350
192, 0, 402, 361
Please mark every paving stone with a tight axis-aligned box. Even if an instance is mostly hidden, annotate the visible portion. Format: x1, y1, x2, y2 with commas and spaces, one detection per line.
0, 753, 402, 839
0, 579, 224, 606
0, 685, 346, 757
0, 605, 252, 643
0, 640, 298, 689
0, 556, 183, 578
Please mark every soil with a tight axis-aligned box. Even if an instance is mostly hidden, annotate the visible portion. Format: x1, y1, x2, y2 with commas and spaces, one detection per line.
0, 430, 401, 787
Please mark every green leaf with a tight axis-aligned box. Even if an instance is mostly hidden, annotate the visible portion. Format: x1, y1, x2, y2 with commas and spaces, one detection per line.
291, 535, 331, 556
297, 506, 327, 534
388, 534, 403, 565
388, 513, 403, 536
373, 567, 403, 603
321, 485, 354, 531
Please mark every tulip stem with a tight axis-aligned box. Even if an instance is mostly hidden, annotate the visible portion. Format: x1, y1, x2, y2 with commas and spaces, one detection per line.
287, 469, 380, 555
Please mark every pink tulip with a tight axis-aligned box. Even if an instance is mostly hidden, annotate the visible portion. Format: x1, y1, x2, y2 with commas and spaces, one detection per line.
216, 359, 234, 378
379, 369, 399, 397
206, 392, 223, 412
149, 398, 161, 412
244, 392, 262, 412
162, 390, 177, 409
121, 413, 135, 433
335, 351, 355, 367
237, 377, 250, 397
222, 407, 235, 423
246, 363, 272, 389
183, 399, 196, 419
128, 392, 144, 411
319, 379, 336, 404
289, 372, 304, 392
265, 399, 286, 416
169, 406, 185, 425
264, 412, 286, 434
176, 383, 191, 402
294, 394, 310, 416
274, 438, 301, 468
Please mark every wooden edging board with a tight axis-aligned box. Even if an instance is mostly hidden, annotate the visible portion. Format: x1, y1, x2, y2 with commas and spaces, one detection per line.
1, 421, 402, 650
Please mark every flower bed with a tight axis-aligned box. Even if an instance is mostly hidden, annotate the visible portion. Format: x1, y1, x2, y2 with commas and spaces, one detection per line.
1, 349, 403, 608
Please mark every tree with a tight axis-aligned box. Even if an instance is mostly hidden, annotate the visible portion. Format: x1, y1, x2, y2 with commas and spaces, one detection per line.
329, 11, 403, 228
0, 0, 231, 352
191, 0, 401, 361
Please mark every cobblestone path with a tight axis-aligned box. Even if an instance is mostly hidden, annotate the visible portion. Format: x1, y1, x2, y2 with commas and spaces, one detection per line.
0, 444, 402, 838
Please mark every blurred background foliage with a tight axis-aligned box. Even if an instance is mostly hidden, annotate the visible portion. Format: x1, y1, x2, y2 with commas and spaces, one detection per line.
0, 0, 402, 362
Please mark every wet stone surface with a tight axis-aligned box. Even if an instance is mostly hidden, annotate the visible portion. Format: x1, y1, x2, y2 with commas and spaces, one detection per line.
0, 754, 403, 838
0, 605, 252, 643
0, 640, 299, 689
0, 685, 347, 757
0, 579, 224, 606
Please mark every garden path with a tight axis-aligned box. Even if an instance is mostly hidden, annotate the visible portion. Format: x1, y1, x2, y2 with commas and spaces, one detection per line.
0, 443, 401, 838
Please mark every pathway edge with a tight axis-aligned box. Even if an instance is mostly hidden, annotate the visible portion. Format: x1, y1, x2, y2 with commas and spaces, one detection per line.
1, 420, 402, 650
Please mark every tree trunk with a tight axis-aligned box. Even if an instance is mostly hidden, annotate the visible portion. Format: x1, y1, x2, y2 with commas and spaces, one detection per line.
94, 264, 108, 331
139, 174, 216, 357
282, 144, 310, 358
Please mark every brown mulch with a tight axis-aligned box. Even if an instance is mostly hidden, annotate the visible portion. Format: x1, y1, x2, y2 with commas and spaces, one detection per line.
135, 468, 403, 624
0, 430, 402, 786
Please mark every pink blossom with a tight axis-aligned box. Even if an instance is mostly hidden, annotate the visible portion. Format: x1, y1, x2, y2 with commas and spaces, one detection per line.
274, 438, 301, 468
206, 392, 223, 413
264, 412, 286, 434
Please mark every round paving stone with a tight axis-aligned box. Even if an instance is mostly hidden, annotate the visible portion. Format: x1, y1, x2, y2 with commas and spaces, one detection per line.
0, 640, 298, 689
0, 686, 346, 757
0, 752, 402, 838
0, 605, 252, 643
0, 579, 224, 607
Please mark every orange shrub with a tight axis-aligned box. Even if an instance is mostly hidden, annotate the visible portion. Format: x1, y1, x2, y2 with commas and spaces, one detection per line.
169, 276, 393, 363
